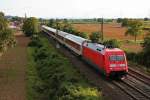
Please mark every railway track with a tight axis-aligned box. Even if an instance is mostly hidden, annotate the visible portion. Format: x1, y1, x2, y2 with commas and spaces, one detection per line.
113, 79, 150, 100
113, 68, 150, 100
128, 67, 150, 86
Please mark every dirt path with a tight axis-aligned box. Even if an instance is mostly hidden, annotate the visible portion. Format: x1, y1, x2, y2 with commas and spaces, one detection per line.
0, 35, 29, 100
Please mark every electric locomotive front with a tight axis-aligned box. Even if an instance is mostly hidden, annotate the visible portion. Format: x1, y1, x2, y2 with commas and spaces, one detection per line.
104, 48, 128, 78
82, 42, 128, 78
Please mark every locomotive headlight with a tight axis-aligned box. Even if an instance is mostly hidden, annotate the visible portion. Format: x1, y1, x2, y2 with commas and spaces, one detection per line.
110, 64, 116, 67
120, 64, 126, 67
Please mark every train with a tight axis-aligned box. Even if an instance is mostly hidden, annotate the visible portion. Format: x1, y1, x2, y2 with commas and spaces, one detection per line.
41, 25, 128, 78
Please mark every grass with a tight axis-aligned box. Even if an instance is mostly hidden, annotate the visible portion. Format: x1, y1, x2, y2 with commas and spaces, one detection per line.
119, 40, 143, 53
27, 47, 38, 100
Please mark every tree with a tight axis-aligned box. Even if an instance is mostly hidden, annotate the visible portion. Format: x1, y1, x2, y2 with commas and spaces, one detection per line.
0, 12, 16, 52
53, 19, 63, 30
0, 12, 8, 30
62, 19, 72, 32
67, 27, 78, 35
97, 18, 102, 22
117, 18, 122, 23
103, 39, 120, 48
143, 33, 150, 53
90, 32, 101, 43
125, 20, 143, 42
0, 12, 4, 17
121, 18, 128, 27
144, 17, 149, 21
141, 33, 150, 68
48, 19, 54, 27
22, 17, 39, 36
0, 29, 16, 51
79, 32, 88, 39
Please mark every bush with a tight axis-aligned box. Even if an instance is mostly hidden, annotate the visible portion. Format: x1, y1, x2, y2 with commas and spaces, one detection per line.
143, 34, 150, 53
103, 39, 120, 48
22, 17, 39, 36
125, 33, 150, 69
28, 37, 43, 48
117, 18, 122, 23
121, 18, 129, 27
126, 51, 149, 68
79, 32, 88, 39
90, 32, 101, 43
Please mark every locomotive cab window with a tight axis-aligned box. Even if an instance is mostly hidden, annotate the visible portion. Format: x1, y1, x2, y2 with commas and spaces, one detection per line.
109, 55, 124, 61
117, 55, 125, 61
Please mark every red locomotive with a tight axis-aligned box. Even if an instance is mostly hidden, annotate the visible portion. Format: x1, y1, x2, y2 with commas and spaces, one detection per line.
42, 25, 128, 78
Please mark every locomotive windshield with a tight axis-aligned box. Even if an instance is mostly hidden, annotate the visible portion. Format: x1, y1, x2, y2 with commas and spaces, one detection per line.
109, 55, 124, 61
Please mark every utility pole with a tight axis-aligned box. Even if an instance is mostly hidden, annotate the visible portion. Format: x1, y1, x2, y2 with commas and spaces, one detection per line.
23, 13, 27, 23
101, 17, 104, 41
56, 19, 58, 34
25, 13, 27, 19
55, 19, 60, 48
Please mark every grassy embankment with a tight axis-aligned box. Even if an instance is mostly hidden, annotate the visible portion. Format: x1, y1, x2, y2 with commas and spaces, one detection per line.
27, 34, 102, 100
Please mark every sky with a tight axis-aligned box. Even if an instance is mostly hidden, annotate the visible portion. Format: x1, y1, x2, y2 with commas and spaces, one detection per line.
0, 0, 150, 18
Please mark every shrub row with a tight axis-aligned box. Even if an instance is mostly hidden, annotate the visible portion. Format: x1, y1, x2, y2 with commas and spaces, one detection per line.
126, 52, 150, 69
126, 34, 150, 69
27, 35, 101, 100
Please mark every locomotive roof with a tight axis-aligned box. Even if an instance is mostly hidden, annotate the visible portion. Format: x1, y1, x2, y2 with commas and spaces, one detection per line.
86, 43, 105, 53
86, 42, 123, 54
105, 48, 123, 52
65, 34, 87, 45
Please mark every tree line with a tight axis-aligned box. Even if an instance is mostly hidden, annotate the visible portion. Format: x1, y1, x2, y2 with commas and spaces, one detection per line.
25, 17, 121, 49
23, 17, 149, 50
23, 17, 146, 44
39, 18, 148, 43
